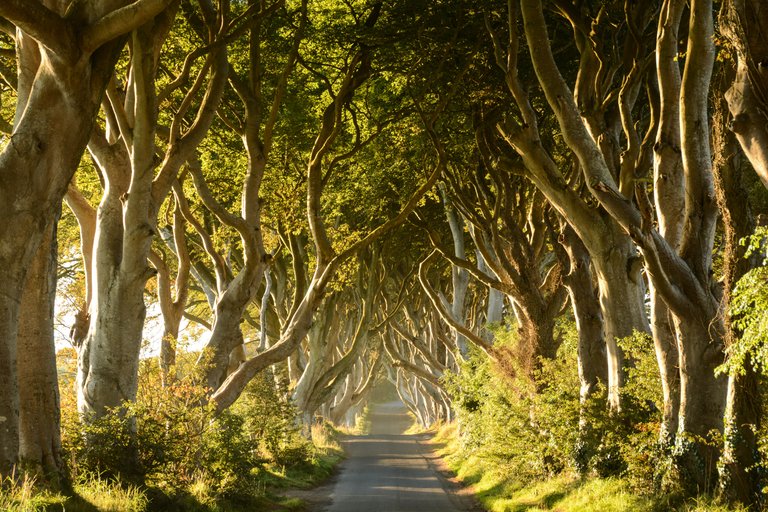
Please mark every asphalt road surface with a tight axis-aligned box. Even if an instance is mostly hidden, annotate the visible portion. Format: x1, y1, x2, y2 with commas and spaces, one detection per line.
321, 402, 475, 512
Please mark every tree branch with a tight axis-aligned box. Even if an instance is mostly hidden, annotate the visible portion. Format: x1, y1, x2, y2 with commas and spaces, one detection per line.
82, 0, 176, 53
0, 0, 74, 58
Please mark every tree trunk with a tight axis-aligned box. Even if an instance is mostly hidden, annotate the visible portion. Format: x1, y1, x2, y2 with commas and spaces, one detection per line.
719, 364, 760, 504
560, 227, 607, 399
0, 53, 112, 476
440, 184, 470, 357
591, 229, 648, 410
713, 80, 762, 504
77, 156, 150, 418
650, 289, 681, 444
292, 302, 338, 419
203, 304, 251, 391
560, 223, 606, 472
722, 0, 768, 188
0, 0, 173, 473
652, 0, 685, 444
78, 265, 148, 417
0, 260, 24, 475
17, 216, 63, 483
674, 316, 727, 492
78, 5, 226, 417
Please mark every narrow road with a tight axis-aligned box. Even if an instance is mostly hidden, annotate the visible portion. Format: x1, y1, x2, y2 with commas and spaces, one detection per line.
321, 402, 475, 512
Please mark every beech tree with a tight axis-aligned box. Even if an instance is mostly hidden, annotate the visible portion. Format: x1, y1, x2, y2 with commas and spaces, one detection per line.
203, 0, 468, 412
17, 216, 62, 481
5, 0, 768, 506
0, 0, 175, 476
76, 0, 229, 420
293, 247, 385, 425
437, 167, 569, 378
480, 2, 650, 411
517, 0, 727, 492
721, 0, 768, 188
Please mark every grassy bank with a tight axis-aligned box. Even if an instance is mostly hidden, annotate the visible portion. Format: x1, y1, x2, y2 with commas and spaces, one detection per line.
0, 423, 344, 512
432, 423, 748, 512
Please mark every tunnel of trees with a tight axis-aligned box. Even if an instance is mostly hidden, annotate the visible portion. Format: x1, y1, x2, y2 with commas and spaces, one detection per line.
2, 0, 768, 509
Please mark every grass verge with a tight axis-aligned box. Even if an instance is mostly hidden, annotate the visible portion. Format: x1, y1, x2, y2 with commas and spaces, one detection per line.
1, 423, 344, 512
431, 423, 750, 512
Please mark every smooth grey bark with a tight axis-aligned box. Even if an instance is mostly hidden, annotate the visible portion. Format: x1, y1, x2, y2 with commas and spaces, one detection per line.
383, 322, 450, 426
651, 0, 686, 444
298, 251, 382, 422
721, 0, 768, 188
149, 200, 190, 385
78, 26, 164, 418
259, 269, 274, 351
18, 216, 63, 482
519, 0, 727, 491
64, 185, 97, 350
483, 5, 649, 409
293, 298, 340, 419
439, 183, 470, 358
330, 352, 382, 425
560, 224, 606, 402
559, 222, 606, 472
78, 3, 228, 419
0, 0, 170, 473
476, 249, 503, 328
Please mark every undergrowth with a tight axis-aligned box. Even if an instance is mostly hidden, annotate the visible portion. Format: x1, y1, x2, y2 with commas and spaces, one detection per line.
437, 321, 754, 512
1, 352, 344, 511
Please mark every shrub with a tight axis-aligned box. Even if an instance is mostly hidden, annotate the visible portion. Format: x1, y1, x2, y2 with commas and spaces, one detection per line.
443, 321, 666, 492
443, 322, 581, 482
60, 354, 318, 504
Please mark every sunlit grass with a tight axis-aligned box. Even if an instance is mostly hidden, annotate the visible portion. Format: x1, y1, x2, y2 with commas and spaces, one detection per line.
0, 472, 68, 512
74, 474, 148, 511
432, 423, 750, 512
0, 471, 149, 512
334, 406, 372, 435
311, 421, 342, 451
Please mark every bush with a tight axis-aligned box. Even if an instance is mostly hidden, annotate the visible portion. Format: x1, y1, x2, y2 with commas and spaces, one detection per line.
232, 371, 308, 468
443, 321, 581, 482
59, 354, 324, 505
443, 321, 665, 492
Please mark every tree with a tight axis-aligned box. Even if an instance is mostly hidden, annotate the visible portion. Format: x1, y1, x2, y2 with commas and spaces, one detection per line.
721, 0, 768, 188
18, 214, 62, 482
518, 0, 727, 491
0, 0, 175, 476
207, 0, 448, 412
480, 1, 650, 411
76, 0, 228, 420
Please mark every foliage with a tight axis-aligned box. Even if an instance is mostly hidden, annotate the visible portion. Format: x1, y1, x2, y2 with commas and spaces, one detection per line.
442, 322, 667, 497
722, 227, 768, 375
442, 322, 581, 483
56, 350, 339, 509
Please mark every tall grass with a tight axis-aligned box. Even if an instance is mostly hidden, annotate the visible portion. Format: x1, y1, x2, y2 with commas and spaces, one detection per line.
74, 474, 148, 512
0, 470, 147, 512
0, 472, 63, 512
